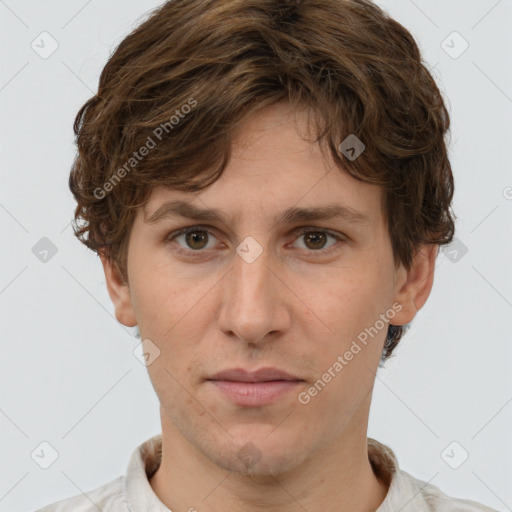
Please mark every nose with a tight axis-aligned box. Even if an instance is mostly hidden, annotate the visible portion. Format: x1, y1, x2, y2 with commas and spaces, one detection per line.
217, 243, 291, 346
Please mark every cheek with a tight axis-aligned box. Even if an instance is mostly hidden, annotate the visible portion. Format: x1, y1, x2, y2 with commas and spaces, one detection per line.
318, 272, 379, 329
128, 252, 184, 328
130, 268, 213, 370
302, 278, 387, 415
306, 266, 391, 364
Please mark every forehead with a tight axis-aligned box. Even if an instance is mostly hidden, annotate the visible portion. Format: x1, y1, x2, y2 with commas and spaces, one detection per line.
142, 101, 384, 228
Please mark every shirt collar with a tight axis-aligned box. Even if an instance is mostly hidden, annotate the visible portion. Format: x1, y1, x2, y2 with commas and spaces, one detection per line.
124, 433, 170, 511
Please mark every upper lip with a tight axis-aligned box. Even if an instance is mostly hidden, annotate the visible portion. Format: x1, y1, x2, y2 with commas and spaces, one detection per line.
208, 367, 302, 382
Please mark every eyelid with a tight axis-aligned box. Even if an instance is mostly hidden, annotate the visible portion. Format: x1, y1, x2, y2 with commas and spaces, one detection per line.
166, 224, 345, 256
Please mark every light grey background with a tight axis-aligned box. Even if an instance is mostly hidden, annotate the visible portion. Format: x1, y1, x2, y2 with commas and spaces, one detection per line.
0, 0, 511, 510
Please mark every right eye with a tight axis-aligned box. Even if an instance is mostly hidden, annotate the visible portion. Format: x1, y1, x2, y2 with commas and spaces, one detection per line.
167, 226, 222, 256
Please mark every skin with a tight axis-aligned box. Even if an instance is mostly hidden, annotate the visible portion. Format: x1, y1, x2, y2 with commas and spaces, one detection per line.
102, 100, 437, 511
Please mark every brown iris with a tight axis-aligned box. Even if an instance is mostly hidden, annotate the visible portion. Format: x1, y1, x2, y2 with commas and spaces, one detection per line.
185, 229, 209, 250
302, 231, 328, 250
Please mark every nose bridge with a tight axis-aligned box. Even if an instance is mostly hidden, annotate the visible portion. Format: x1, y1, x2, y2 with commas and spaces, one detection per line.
218, 240, 288, 343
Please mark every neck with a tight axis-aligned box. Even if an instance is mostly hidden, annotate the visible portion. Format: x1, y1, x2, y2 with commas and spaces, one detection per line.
149, 413, 389, 512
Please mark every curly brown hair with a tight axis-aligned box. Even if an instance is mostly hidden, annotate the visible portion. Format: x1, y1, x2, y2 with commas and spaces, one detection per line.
69, 0, 455, 362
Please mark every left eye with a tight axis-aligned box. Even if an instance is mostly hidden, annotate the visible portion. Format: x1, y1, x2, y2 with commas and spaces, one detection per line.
291, 228, 341, 252
168, 226, 342, 255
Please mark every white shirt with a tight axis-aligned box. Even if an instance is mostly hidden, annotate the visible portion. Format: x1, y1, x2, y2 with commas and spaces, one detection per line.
35, 433, 498, 511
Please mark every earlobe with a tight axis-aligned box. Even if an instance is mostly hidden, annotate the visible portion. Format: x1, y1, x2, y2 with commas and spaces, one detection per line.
391, 244, 438, 326
100, 255, 138, 327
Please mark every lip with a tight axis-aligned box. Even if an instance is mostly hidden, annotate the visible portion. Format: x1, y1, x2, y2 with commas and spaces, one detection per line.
206, 367, 304, 407
207, 367, 302, 383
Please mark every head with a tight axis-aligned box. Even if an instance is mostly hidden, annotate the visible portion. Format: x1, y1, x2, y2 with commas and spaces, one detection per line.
69, 0, 454, 476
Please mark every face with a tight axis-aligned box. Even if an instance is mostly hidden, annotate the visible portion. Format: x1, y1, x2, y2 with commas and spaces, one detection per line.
103, 100, 435, 477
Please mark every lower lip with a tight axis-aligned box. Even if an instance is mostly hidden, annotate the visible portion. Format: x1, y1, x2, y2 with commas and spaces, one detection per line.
208, 380, 302, 406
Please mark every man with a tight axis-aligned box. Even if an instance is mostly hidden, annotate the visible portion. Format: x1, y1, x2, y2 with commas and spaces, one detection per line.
36, 0, 498, 510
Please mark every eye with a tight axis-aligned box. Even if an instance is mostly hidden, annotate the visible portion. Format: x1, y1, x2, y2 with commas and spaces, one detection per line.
290, 228, 343, 254
169, 226, 219, 255
167, 225, 344, 257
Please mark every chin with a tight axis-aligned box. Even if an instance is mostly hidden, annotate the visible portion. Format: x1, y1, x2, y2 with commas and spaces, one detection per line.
206, 435, 309, 477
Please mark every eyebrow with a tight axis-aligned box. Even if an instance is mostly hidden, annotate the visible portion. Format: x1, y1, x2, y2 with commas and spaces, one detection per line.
145, 199, 373, 227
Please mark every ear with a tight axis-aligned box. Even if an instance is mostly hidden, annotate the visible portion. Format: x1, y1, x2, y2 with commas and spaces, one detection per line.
100, 255, 137, 327
391, 244, 438, 326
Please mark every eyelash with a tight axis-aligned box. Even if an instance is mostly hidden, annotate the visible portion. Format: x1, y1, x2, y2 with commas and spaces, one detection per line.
166, 225, 345, 258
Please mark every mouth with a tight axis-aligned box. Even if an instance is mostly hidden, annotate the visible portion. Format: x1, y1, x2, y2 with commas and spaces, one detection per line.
206, 367, 305, 406
207, 367, 303, 383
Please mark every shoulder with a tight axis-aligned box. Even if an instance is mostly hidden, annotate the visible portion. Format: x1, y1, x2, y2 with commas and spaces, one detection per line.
397, 469, 499, 512
367, 438, 498, 512
34, 475, 126, 512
